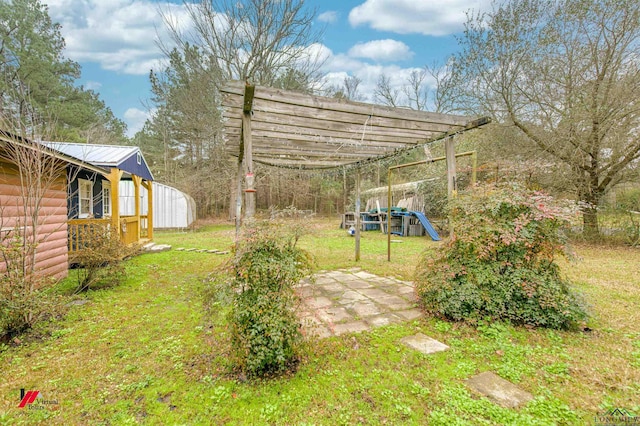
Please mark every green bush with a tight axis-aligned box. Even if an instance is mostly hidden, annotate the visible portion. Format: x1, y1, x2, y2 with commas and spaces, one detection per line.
73, 226, 137, 293
415, 184, 588, 329
221, 214, 314, 378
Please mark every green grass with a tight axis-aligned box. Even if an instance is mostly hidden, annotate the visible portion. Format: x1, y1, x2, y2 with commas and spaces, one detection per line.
1, 218, 639, 424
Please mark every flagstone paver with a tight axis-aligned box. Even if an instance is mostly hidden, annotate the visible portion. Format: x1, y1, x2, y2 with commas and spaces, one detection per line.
297, 268, 421, 338
400, 333, 449, 354
466, 372, 534, 408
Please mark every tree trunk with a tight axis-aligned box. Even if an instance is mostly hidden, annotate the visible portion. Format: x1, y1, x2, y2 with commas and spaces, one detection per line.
582, 205, 599, 239
580, 179, 602, 239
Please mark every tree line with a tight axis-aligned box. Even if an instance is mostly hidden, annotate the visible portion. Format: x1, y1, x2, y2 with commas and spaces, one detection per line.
3, 0, 639, 236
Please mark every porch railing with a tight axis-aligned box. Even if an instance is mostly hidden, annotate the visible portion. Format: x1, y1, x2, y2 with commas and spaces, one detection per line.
67, 219, 111, 258
68, 216, 144, 260
119, 216, 139, 246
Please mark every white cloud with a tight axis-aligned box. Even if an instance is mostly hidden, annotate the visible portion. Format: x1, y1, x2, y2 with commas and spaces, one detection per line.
348, 39, 413, 62
42, 0, 187, 75
318, 11, 339, 24
83, 81, 102, 91
349, 0, 490, 36
313, 43, 436, 108
124, 107, 152, 137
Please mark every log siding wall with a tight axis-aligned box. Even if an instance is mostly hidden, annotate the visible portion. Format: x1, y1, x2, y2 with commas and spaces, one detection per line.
0, 159, 69, 279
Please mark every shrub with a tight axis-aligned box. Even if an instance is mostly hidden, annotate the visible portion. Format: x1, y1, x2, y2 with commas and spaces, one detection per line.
219, 213, 314, 378
73, 225, 137, 293
0, 232, 64, 340
414, 183, 588, 329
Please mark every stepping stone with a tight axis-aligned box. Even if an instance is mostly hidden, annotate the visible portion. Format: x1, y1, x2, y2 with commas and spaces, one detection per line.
339, 290, 368, 303
216, 251, 230, 255
351, 301, 381, 317
400, 333, 449, 354
333, 321, 369, 336
377, 295, 412, 310
359, 288, 390, 299
319, 282, 348, 294
149, 244, 171, 252
296, 286, 316, 298
316, 307, 353, 323
396, 309, 422, 320
466, 372, 534, 408
207, 249, 219, 253
186, 248, 197, 252
345, 280, 373, 289
197, 249, 207, 252
353, 271, 378, 279
306, 296, 333, 309
366, 314, 401, 327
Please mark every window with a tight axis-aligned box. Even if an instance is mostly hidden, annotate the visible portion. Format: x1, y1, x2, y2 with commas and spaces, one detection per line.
78, 179, 93, 218
136, 152, 142, 165
102, 184, 111, 217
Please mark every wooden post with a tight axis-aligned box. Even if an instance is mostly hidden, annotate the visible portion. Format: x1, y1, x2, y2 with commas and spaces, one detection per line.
242, 82, 256, 218
355, 168, 361, 262
235, 159, 243, 241
387, 167, 392, 262
132, 175, 142, 241
445, 136, 457, 236
445, 136, 457, 199
106, 168, 124, 237
145, 180, 153, 240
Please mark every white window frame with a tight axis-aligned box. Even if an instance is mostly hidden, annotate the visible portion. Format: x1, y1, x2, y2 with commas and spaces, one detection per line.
78, 179, 93, 219
102, 183, 111, 217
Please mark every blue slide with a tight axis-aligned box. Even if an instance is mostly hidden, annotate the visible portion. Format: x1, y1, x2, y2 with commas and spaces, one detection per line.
410, 211, 441, 241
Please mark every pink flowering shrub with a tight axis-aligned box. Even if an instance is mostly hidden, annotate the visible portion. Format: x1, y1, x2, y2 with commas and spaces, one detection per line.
415, 184, 588, 329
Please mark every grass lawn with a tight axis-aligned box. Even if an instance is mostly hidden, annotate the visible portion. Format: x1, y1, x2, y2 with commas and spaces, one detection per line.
1, 218, 639, 425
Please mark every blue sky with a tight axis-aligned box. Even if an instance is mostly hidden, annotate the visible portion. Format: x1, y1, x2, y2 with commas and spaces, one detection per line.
41, 0, 491, 137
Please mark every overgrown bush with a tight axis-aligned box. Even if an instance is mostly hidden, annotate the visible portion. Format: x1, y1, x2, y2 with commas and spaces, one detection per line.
415, 184, 588, 329
216, 212, 314, 378
73, 226, 137, 293
1, 232, 64, 340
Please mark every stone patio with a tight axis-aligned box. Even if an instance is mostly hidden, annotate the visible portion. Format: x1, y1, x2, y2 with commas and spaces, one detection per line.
297, 268, 422, 338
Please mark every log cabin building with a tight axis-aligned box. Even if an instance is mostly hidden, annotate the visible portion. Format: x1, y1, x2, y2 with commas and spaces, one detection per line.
1, 132, 153, 279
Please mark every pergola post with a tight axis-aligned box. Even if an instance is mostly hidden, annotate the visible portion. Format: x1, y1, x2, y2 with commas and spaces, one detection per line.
445, 136, 457, 236
445, 136, 457, 199
355, 168, 361, 262
242, 82, 256, 218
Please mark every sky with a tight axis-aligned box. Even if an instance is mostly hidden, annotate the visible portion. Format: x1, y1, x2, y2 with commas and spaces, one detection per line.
41, 0, 492, 138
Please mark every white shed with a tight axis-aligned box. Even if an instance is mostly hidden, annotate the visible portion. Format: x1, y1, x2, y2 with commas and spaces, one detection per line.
119, 181, 196, 229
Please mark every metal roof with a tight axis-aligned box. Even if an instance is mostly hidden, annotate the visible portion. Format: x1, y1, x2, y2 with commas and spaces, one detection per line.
43, 142, 138, 166
42, 142, 154, 181
0, 131, 107, 176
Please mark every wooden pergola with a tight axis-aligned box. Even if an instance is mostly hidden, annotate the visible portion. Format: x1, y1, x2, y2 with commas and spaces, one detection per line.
221, 80, 489, 257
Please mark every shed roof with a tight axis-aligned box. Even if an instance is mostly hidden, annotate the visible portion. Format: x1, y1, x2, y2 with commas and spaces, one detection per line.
43, 142, 154, 181
221, 80, 489, 170
0, 131, 106, 176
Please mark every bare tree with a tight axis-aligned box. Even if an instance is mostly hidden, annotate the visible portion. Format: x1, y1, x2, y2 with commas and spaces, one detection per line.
403, 68, 429, 111
343, 75, 363, 101
0, 92, 77, 334
426, 61, 461, 114
453, 0, 640, 237
161, 0, 324, 87
374, 74, 400, 107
